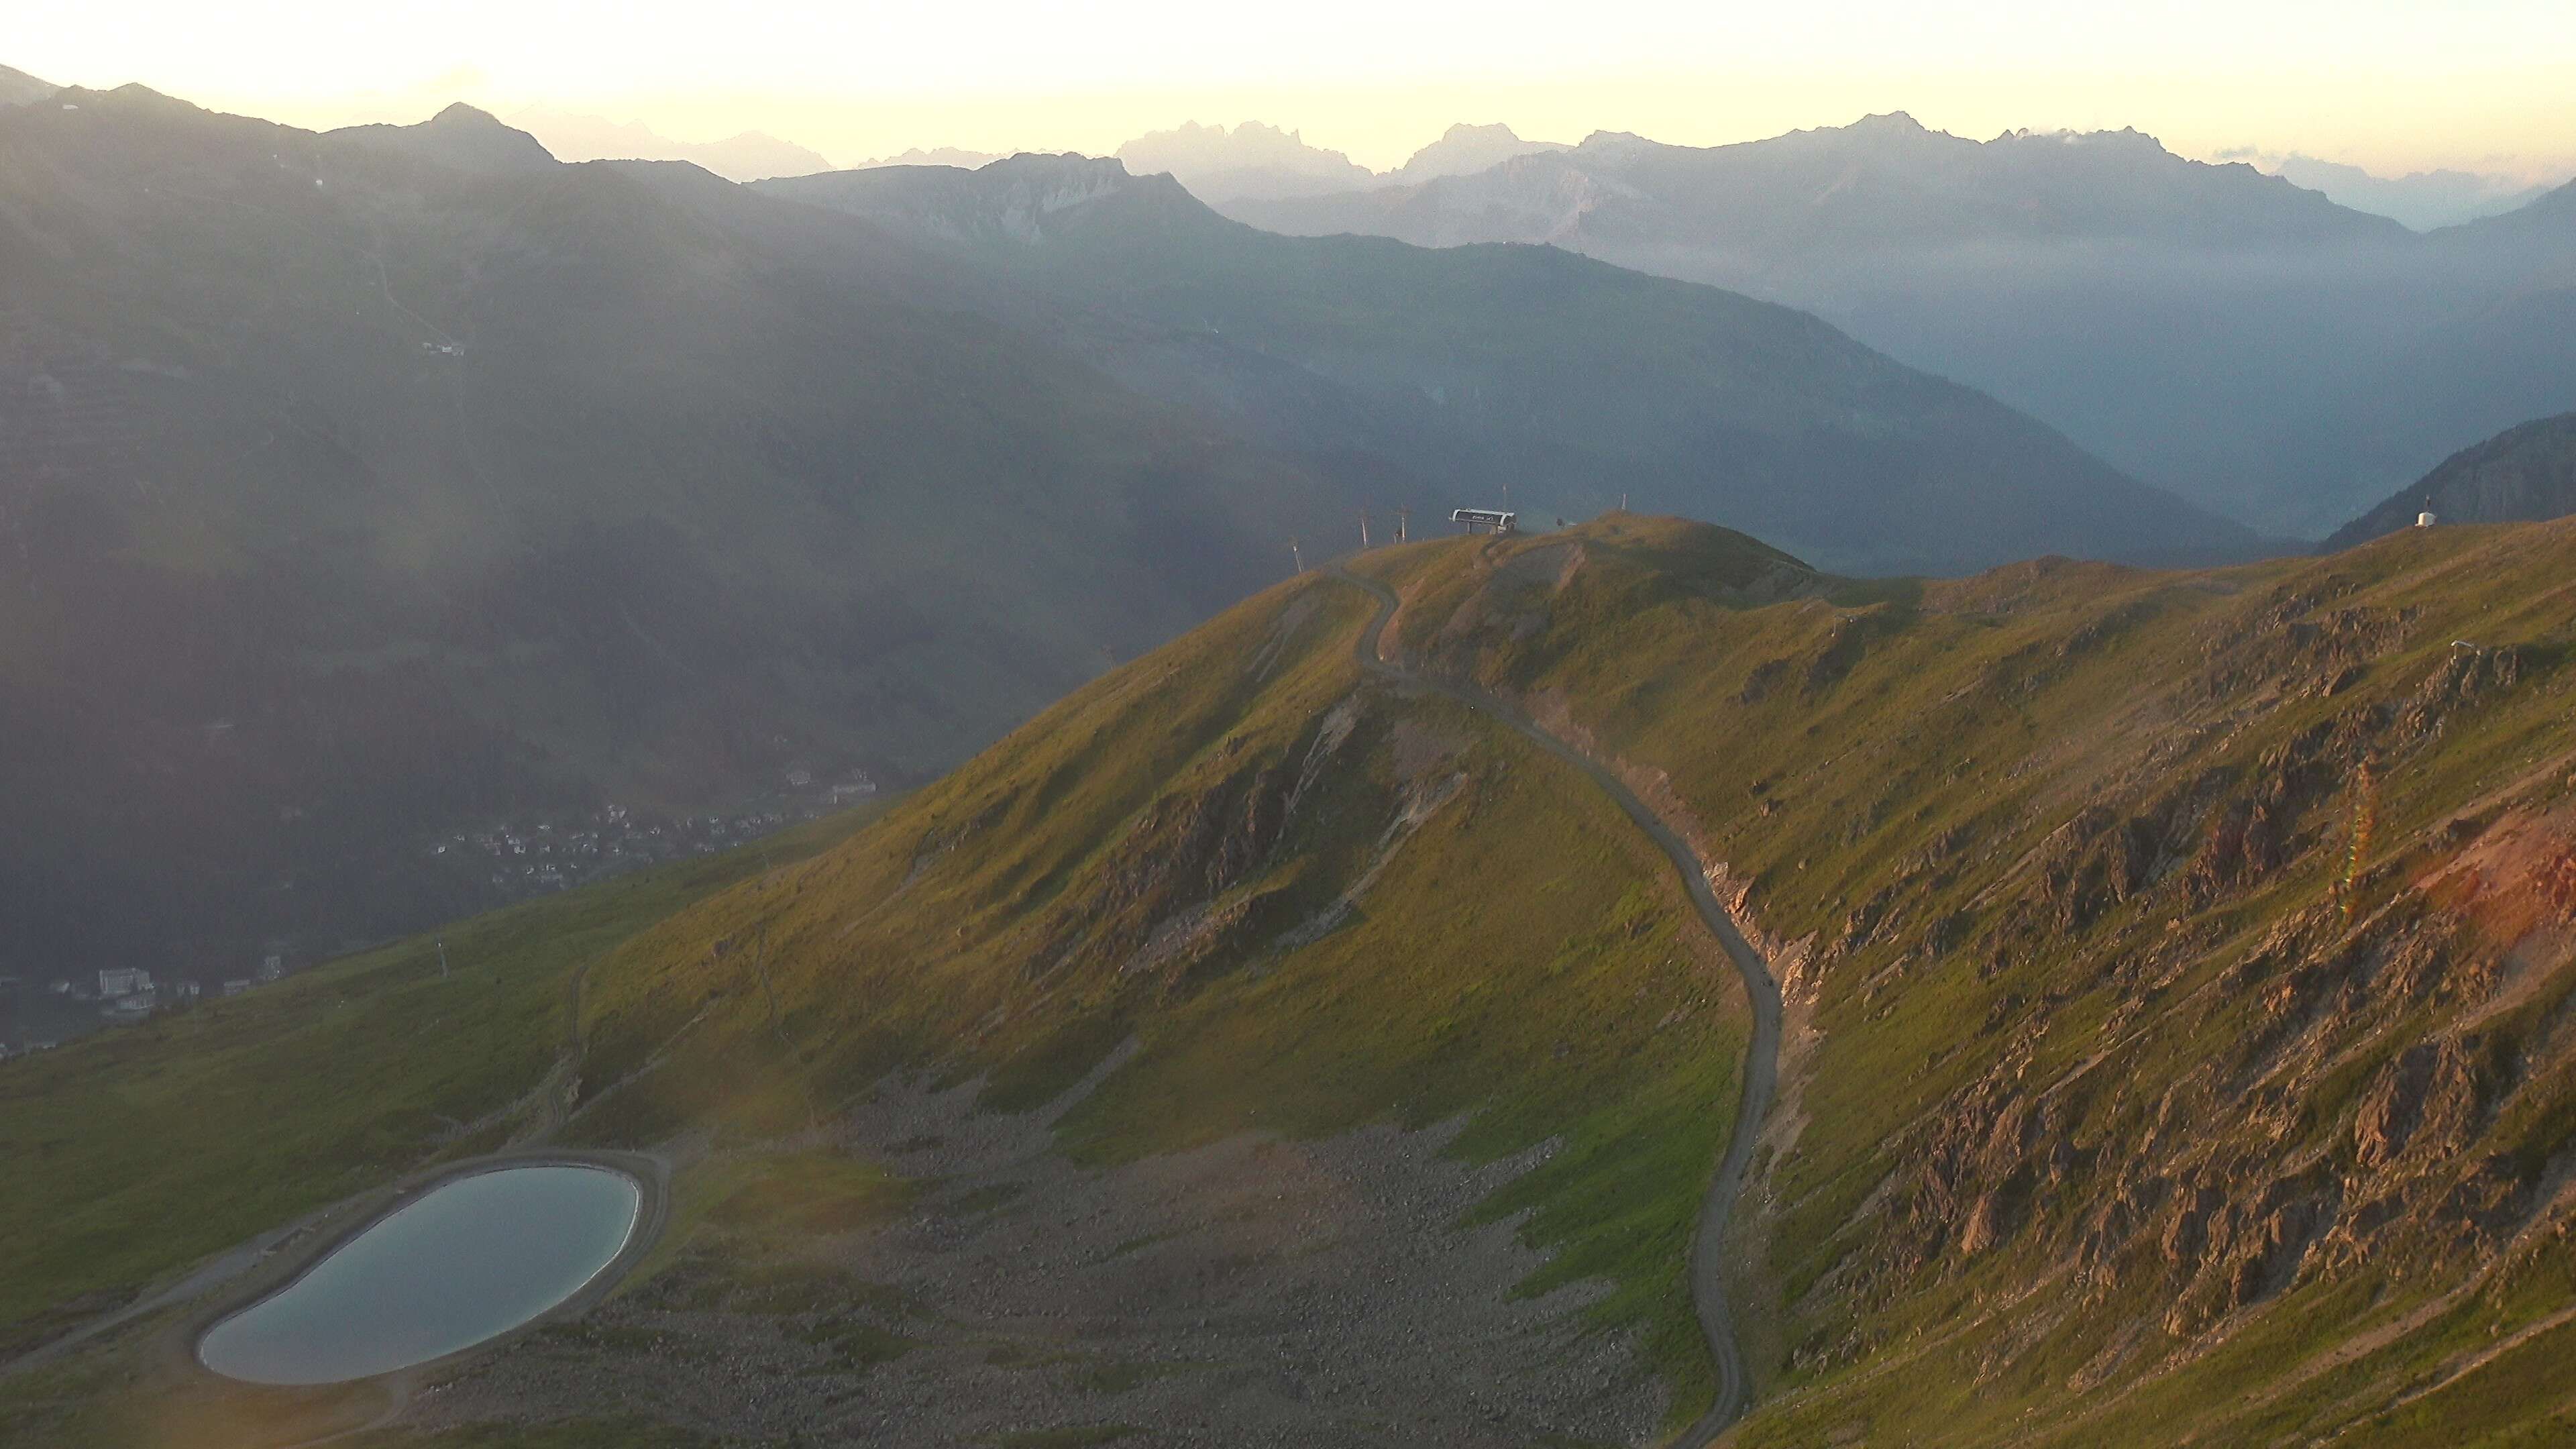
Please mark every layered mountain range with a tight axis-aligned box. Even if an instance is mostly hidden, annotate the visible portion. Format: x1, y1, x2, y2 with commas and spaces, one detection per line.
506, 105, 835, 182
759, 151, 2253, 575
0, 88, 2235, 989
1225, 114, 2576, 537
2254, 152, 2549, 231
1108, 118, 1569, 203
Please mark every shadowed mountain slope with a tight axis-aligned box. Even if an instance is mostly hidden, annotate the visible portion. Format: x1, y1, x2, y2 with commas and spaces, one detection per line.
0, 86, 1370, 985
761, 154, 2264, 576
325, 102, 558, 174
2326, 413, 2576, 549
0, 64, 54, 109
11, 515, 2576, 1446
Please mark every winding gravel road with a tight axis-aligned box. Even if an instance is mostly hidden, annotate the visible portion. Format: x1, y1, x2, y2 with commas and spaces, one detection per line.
1333, 565, 1784, 1444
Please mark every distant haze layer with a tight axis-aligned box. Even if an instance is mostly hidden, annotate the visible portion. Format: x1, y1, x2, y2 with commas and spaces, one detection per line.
9, 0, 2575, 181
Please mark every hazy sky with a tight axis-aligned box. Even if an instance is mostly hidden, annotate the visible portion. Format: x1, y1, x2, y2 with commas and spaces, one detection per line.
15, 1, 2576, 178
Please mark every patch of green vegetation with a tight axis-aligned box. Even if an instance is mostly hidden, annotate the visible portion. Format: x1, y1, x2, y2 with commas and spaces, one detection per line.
991, 1426, 1138, 1449
0, 1340, 519, 1449
943, 1181, 1028, 1218
793, 1317, 918, 1368
347, 1419, 716, 1449
706, 1150, 918, 1236
0, 803, 878, 1347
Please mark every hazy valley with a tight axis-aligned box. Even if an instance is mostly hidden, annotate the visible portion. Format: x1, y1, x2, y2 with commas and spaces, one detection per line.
0, 87, 2252, 1003
1223, 115, 2576, 539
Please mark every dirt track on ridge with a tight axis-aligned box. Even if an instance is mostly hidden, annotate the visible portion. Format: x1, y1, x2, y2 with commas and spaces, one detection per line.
1332, 564, 1783, 1442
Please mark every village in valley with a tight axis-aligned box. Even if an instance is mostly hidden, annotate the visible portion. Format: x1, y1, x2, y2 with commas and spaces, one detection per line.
0, 767, 877, 1062
428, 764, 877, 900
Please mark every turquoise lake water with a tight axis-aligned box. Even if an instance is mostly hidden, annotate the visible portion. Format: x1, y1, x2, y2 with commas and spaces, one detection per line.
198, 1164, 640, 1384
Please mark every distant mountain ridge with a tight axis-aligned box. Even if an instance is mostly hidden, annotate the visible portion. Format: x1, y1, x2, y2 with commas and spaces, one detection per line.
1114, 120, 1375, 205
2324, 413, 2576, 549
761, 152, 2263, 576
1391, 121, 1566, 182
2250, 151, 2552, 231
1232, 111, 2405, 255
1222, 113, 2576, 537
853, 144, 1003, 171
0, 63, 54, 108
331, 102, 557, 174
508, 104, 833, 180
1103, 118, 1574, 199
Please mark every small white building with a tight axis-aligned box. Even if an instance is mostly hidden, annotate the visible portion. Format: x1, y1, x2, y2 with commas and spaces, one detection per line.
99, 967, 153, 999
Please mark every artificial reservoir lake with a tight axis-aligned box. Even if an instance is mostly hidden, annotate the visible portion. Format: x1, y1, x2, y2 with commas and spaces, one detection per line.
199, 1164, 641, 1384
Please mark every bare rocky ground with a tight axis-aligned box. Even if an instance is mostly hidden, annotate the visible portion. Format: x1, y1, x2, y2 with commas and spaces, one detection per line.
402, 1062, 1665, 1447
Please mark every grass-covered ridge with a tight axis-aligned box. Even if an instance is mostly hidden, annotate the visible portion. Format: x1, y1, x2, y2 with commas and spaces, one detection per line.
566, 566, 1760, 1420
14, 513, 2576, 1446
1375, 513, 2576, 1446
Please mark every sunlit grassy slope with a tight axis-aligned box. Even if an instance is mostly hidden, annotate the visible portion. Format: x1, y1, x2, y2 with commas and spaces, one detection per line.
1365, 515, 2576, 1446
561, 511, 2576, 1446
565, 563, 1764, 1419
13, 513, 2576, 1448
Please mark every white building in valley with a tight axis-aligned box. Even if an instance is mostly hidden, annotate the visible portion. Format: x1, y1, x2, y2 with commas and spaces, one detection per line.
98, 967, 153, 999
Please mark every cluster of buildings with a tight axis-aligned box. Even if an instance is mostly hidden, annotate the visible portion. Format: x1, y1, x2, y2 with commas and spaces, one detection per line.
428, 769, 878, 904
1, 765, 880, 1063
0, 952, 288, 1061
